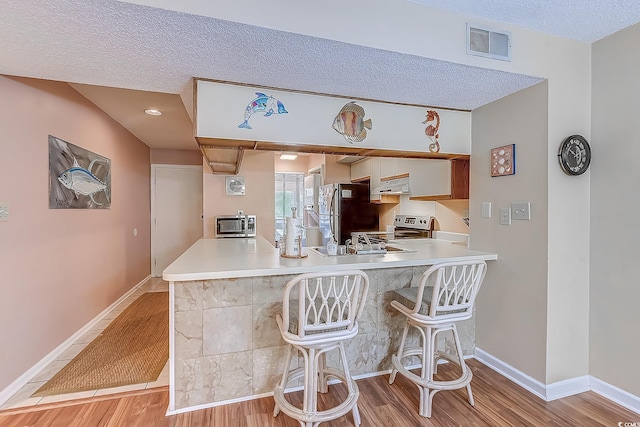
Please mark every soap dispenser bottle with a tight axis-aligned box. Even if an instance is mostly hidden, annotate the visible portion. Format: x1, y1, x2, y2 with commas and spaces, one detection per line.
327, 235, 338, 256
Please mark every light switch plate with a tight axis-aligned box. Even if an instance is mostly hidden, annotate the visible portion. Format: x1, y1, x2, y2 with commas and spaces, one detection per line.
512, 202, 531, 220
481, 202, 492, 218
499, 208, 511, 225
0, 204, 9, 221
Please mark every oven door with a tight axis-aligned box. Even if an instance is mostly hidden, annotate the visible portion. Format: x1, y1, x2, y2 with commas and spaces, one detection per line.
216, 216, 246, 238
393, 228, 431, 239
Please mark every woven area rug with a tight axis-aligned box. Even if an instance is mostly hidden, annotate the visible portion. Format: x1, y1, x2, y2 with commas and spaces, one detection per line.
33, 291, 169, 397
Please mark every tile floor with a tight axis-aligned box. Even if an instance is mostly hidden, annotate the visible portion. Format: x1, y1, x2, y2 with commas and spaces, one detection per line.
0, 277, 169, 410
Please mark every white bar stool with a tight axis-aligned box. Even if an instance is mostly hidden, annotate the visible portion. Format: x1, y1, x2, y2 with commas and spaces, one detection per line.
388, 260, 487, 418
273, 270, 370, 427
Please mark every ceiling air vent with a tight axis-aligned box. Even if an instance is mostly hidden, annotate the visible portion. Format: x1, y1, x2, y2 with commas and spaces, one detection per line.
466, 24, 511, 61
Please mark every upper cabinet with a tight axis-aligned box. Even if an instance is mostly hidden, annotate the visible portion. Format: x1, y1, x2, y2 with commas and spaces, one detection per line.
351, 157, 469, 202
405, 159, 451, 200
350, 158, 371, 182
450, 159, 470, 199
194, 79, 472, 173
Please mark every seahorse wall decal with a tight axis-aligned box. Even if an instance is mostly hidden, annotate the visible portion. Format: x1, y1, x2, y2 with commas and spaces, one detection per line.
422, 110, 441, 153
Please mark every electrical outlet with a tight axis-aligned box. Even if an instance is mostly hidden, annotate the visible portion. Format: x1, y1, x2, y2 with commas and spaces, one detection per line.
499, 208, 511, 225
0, 204, 9, 222
512, 202, 531, 220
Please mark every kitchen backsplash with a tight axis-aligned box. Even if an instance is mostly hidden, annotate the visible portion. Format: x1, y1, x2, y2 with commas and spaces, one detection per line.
378, 196, 469, 235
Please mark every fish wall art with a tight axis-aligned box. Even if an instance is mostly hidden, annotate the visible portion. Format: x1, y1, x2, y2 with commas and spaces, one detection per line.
423, 110, 441, 153
49, 135, 111, 209
332, 101, 372, 143
238, 92, 288, 129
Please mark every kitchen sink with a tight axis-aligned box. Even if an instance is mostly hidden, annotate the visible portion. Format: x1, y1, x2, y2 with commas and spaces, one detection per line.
308, 245, 413, 257
384, 245, 407, 252
308, 246, 351, 256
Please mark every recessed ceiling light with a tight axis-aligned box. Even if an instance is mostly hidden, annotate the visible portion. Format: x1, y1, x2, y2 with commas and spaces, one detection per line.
280, 153, 298, 160
144, 108, 162, 116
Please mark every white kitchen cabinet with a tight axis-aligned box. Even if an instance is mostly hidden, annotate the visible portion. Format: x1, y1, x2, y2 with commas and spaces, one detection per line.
353, 157, 464, 202
380, 158, 414, 180
351, 157, 393, 203
406, 159, 452, 200
350, 158, 371, 182
369, 157, 382, 202
380, 158, 396, 180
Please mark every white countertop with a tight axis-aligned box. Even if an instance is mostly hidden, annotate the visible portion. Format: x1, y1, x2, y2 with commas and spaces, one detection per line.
163, 236, 497, 282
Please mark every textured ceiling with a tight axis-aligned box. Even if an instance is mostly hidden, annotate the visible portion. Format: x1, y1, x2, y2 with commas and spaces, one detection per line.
0, 0, 541, 110
1, 1, 639, 149
408, 0, 640, 43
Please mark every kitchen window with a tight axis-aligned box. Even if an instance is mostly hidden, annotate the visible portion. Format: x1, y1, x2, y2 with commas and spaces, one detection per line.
275, 172, 304, 242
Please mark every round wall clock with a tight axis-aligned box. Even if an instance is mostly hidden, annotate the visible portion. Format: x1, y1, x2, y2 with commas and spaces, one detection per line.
558, 135, 591, 176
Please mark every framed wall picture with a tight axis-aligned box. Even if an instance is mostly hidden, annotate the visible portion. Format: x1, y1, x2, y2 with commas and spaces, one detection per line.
491, 143, 515, 177
225, 176, 245, 195
49, 135, 111, 209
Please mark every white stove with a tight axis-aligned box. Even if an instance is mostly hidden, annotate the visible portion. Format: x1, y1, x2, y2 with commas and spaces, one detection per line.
393, 214, 434, 239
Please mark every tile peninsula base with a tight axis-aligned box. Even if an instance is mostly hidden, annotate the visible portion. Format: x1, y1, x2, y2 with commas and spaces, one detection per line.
168, 266, 476, 413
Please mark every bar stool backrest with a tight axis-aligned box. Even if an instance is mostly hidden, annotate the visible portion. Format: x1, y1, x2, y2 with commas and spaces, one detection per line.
280, 270, 369, 343
413, 260, 486, 322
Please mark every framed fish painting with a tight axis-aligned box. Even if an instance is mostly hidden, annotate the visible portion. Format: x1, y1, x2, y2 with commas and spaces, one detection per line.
48, 135, 111, 209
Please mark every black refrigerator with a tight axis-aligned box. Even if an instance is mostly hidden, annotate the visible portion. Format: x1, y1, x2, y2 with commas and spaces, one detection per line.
317, 182, 379, 246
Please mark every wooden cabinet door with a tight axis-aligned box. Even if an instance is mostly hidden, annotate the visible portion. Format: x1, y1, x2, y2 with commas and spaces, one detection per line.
450, 158, 470, 199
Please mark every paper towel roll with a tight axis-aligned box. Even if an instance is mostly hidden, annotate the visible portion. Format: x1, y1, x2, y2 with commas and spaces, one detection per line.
285, 217, 303, 256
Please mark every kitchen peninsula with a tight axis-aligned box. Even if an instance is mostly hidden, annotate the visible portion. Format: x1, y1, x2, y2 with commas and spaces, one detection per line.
163, 236, 497, 414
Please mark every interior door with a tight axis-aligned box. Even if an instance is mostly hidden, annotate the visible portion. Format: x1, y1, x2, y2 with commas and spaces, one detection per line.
152, 165, 203, 277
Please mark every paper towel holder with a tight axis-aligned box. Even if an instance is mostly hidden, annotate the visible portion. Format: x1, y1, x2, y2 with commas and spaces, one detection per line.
280, 207, 308, 258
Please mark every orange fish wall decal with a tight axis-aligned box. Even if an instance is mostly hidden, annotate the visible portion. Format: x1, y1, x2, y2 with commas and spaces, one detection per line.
332, 101, 372, 143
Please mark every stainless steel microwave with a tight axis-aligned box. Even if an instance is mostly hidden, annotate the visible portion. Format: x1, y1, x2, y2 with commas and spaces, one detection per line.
215, 215, 256, 238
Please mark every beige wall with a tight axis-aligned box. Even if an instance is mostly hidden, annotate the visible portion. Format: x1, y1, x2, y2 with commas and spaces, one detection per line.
323, 155, 351, 184
203, 151, 275, 242
0, 76, 151, 391
205, 153, 349, 245
274, 154, 308, 173
150, 148, 202, 165
435, 200, 469, 234
472, 82, 550, 383
590, 24, 640, 396
376, 197, 469, 234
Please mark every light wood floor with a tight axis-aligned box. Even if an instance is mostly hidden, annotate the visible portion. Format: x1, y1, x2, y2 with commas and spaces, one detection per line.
0, 359, 636, 426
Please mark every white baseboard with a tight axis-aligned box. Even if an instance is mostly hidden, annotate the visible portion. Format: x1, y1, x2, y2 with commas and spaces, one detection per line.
0, 275, 152, 407
546, 375, 590, 401
591, 376, 640, 415
166, 391, 273, 416
474, 347, 640, 415
474, 347, 546, 400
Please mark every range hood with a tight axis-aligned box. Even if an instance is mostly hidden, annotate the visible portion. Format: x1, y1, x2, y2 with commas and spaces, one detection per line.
373, 177, 410, 195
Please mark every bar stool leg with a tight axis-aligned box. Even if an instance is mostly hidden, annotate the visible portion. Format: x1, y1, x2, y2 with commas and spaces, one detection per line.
338, 342, 361, 426
418, 326, 432, 418
304, 347, 317, 415
273, 344, 294, 417
451, 325, 474, 407
389, 321, 410, 385
318, 351, 328, 394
